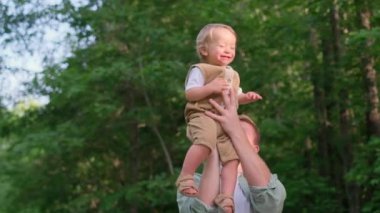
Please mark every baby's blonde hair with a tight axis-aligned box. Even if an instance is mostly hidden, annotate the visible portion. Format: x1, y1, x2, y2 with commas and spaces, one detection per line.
195, 23, 237, 59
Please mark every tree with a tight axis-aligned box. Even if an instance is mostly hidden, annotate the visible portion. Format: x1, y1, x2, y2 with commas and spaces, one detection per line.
1, 0, 380, 212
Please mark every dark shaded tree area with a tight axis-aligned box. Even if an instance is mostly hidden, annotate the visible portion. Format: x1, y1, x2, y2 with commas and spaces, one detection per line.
1, 0, 380, 212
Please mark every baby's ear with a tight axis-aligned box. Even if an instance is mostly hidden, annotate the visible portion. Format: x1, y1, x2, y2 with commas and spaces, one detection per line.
199, 46, 208, 57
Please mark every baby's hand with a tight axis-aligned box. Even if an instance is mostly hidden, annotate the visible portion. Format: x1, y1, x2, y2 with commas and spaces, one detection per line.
239, 91, 262, 104
245, 91, 262, 101
207, 77, 230, 94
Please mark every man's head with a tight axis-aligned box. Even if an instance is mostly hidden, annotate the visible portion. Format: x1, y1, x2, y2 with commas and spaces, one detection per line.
239, 116, 260, 153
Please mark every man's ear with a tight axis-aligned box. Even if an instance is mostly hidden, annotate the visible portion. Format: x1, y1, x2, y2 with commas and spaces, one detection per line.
253, 145, 260, 153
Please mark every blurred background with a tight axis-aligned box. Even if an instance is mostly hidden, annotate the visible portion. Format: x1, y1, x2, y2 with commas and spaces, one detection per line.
1, 0, 379, 212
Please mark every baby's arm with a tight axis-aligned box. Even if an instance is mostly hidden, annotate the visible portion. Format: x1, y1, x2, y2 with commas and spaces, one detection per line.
238, 91, 262, 105
186, 77, 230, 102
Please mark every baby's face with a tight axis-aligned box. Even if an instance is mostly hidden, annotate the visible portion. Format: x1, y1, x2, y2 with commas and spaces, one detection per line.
202, 28, 236, 66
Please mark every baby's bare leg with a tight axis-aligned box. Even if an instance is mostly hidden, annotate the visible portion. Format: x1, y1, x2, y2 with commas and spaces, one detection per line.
181, 144, 210, 176
177, 144, 210, 196
219, 159, 239, 213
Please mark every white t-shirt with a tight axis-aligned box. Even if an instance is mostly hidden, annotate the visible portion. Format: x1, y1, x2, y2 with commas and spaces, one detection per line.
234, 180, 251, 212
185, 67, 205, 91
185, 67, 243, 94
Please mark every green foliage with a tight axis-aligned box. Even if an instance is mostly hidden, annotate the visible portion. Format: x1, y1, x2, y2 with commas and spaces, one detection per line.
1, 0, 380, 212
346, 138, 380, 213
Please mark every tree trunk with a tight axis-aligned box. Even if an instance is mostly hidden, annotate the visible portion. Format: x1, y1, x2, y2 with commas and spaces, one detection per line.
310, 1, 360, 211
329, 2, 360, 212
128, 121, 140, 213
355, 0, 380, 138
309, 17, 334, 180
339, 88, 360, 213
354, 0, 380, 209
138, 60, 174, 175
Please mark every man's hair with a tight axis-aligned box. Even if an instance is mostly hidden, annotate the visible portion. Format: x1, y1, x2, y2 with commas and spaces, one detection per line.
250, 122, 261, 146
195, 23, 237, 59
